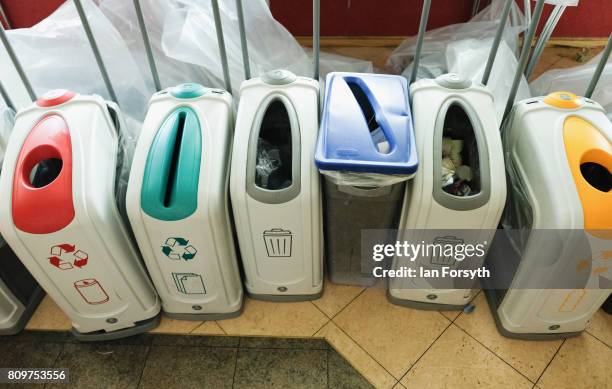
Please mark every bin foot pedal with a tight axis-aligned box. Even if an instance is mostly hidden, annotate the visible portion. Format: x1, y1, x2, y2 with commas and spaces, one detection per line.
71, 313, 161, 342
482, 289, 582, 340
0, 286, 46, 336
386, 290, 468, 311
248, 289, 323, 302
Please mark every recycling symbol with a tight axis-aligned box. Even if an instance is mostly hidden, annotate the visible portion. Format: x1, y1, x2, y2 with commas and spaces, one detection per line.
162, 237, 197, 261
48, 243, 88, 270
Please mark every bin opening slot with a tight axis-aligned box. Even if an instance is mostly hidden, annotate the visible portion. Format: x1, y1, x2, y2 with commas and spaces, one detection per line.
441, 104, 481, 197
255, 100, 293, 190
345, 79, 390, 154
29, 158, 63, 188
164, 110, 187, 207
580, 162, 612, 192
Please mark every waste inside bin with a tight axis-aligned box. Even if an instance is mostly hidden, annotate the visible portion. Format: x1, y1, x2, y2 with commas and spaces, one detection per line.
230, 70, 323, 301
127, 83, 243, 319
484, 91, 612, 339
315, 72, 417, 286
0, 90, 161, 341
388, 73, 507, 310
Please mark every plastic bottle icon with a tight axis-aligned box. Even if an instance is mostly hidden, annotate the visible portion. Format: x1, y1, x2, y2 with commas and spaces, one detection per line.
74, 279, 109, 305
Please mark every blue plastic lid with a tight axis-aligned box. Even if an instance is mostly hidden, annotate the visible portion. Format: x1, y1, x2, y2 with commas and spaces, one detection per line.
170, 83, 208, 99
315, 72, 418, 175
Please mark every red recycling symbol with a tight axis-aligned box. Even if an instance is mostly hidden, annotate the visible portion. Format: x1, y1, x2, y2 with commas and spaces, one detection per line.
48, 243, 88, 270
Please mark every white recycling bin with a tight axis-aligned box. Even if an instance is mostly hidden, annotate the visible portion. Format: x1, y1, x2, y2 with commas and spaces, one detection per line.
0, 234, 44, 335
127, 83, 243, 319
484, 91, 612, 339
389, 74, 507, 310
0, 90, 161, 340
230, 70, 323, 300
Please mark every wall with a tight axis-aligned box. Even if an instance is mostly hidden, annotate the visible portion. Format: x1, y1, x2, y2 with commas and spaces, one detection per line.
1, 0, 610, 38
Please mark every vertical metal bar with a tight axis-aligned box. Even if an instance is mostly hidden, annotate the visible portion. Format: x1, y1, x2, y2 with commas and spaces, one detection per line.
0, 25, 35, 101
211, 0, 232, 92
0, 2, 12, 29
410, 0, 432, 85
585, 33, 612, 99
482, 0, 513, 85
313, 0, 320, 80
525, 4, 566, 79
0, 80, 15, 110
502, 0, 545, 123
74, 0, 118, 102
471, 0, 481, 17
235, 0, 251, 80
523, 0, 532, 25
133, 0, 161, 91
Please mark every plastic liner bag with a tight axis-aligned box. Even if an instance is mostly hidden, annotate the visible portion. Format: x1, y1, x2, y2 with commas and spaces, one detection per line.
158, 0, 372, 95
386, 0, 527, 74
319, 170, 413, 188
446, 38, 531, 121
0, 105, 15, 165
0, 0, 144, 220
530, 51, 612, 120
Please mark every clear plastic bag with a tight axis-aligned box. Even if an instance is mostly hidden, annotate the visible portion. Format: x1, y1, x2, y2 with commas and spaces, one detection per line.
98, 0, 371, 97
0, 105, 15, 165
530, 51, 612, 120
387, 0, 530, 122
386, 0, 527, 74
320, 169, 414, 188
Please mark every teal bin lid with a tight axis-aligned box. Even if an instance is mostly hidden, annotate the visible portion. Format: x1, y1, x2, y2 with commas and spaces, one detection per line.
141, 106, 202, 221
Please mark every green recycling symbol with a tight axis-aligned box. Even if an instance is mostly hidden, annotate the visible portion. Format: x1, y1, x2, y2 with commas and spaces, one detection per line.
162, 237, 197, 261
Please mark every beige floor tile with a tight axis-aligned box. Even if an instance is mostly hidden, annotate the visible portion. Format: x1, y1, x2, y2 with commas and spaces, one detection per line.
586, 308, 612, 347
439, 310, 462, 321
316, 321, 396, 389
312, 280, 364, 318
148, 315, 203, 334
334, 288, 450, 379
393, 382, 407, 389
190, 321, 226, 335
401, 325, 532, 389
217, 297, 329, 337
26, 296, 71, 331
537, 333, 612, 389
454, 293, 562, 382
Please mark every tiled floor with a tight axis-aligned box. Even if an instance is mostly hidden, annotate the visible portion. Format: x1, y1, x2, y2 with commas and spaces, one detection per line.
13, 45, 612, 388
0, 331, 372, 389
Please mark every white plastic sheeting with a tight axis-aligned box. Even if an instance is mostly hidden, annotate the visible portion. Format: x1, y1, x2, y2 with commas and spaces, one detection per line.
530, 51, 612, 120
386, 0, 530, 122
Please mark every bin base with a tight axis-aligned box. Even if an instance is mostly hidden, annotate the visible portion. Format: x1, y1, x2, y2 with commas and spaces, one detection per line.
164, 301, 244, 321
387, 291, 468, 311
483, 288, 582, 340
71, 313, 161, 342
0, 286, 45, 336
248, 289, 323, 302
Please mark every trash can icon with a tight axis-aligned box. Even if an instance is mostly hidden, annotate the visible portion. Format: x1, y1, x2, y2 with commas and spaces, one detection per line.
263, 229, 293, 258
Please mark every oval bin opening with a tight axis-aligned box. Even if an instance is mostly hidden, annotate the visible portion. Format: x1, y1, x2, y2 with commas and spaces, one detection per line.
346, 80, 391, 154
255, 100, 293, 190
441, 104, 481, 197
28, 158, 63, 188
580, 162, 612, 192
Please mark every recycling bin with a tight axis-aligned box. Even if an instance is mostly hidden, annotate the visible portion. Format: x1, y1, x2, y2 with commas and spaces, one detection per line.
388, 74, 506, 310
315, 72, 418, 286
484, 92, 612, 339
127, 83, 243, 319
230, 70, 323, 301
0, 90, 161, 341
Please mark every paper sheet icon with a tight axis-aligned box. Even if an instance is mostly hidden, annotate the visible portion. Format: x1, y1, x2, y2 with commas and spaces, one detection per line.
172, 272, 206, 294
